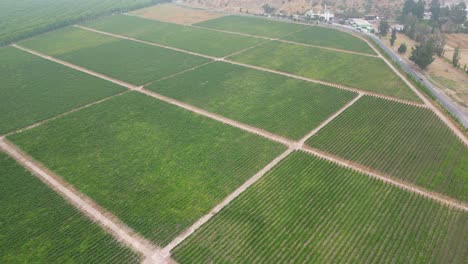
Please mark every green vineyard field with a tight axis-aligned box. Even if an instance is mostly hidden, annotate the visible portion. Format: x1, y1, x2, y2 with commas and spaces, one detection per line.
283, 26, 376, 54
195, 15, 307, 38
84, 15, 265, 57
0, 46, 125, 135
148, 61, 357, 139
230, 41, 420, 102
9, 92, 285, 246
0, 152, 139, 263
20, 27, 208, 85
173, 152, 468, 263
0, 0, 166, 45
307, 96, 468, 201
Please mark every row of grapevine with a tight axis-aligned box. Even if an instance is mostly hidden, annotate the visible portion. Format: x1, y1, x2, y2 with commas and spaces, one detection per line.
173, 151, 467, 263
8, 92, 286, 246
307, 96, 468, 202
0, 152, 139, 263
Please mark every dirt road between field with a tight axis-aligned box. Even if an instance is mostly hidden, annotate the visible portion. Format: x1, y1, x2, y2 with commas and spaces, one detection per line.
0, 139, 161, 261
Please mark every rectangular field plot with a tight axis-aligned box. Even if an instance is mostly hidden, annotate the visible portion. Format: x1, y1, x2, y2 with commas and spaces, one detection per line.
282, 26, 376, 55
173, 152, 468, 263
307, 96, 468, 201
130, 3, 224, 25
195, 15, 308, 38
9, 92, 286, 246
20, 27, 209, 85
230, 41, 420, 102
0, 152, 139, 263
84, 15, 265, 57
0, 46, 125, 135
148, 62, 357, 140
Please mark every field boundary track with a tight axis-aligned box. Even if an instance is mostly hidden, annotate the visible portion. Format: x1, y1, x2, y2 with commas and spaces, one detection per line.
0, 138, 163, 263
74, 25, 427, 108
11, 44, 467, 212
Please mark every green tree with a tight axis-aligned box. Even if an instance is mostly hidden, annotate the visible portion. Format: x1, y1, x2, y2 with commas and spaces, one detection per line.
414, 0, 425, 20
398, 43, 408, 53
450, 2, 467, 24
402, 0, 416, 18
390, 28, 397, 46
262, 4, 275, 14
430, 0, 440, 22
452, 46, 460, 67
379, 20, 390, 36
410, 39, 435, 69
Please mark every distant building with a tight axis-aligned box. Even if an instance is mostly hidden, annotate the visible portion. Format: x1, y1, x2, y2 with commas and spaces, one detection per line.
305, 5, 335, 21
365, 15, 378, 21
423, 11, 432, 20
392, 24, 405, 32
350, 18, 375, 32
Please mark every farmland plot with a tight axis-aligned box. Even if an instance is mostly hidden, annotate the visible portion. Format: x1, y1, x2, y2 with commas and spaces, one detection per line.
0, 46, 125, 135
148, 62, 357, 140
0, 152, 139, 263
173, 152, 468, 263
230, 41, 420, 102
84, 15, 264, 57
283, 26, 376, 55
307, 96, 468, 202
0, 0, 165, 45
9, 92, 285, 246
195, 15, 308, 38
20, 27, 209, 85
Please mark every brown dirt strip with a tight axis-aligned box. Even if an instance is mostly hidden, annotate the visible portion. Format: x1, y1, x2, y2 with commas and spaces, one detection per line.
74, 25, 428, 108
0, 139, 160, 261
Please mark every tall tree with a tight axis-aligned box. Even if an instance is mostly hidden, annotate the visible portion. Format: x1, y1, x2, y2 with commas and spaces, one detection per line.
379, 20, 390, 36
390, 28, 397, 46
402, 0, 416, 18
430, 0, 440, 22
414, 0, 425, 20
450, 2, 467, 24
410, 39, 436, 69
453, 46, 460, 67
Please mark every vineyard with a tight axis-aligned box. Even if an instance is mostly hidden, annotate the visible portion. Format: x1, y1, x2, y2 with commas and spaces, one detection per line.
230, 41, 420, 102
9, 92, 285, 246
195, 15, 308, 38
84, 15, 265, 57
0, 0, 167, 46
173, 152, 468, 263
307, 96, 468, 202
148, 61, 357, 139
0, 152, 139, 263
20, 27, 208, 85
283, 26, 376, 54
0, 46, 124, 135
2, 3, 467, 263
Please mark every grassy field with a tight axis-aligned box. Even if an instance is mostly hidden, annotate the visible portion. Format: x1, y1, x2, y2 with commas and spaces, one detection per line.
230, 41, 420, 102
0, 0, 166, 46
0, 46, 125, 135
20, 27, 209, 85
283, 26, 376, 55
195, 15, 307, 38
173, 152, 468, 263
0, 152, 139, 263
148, 62, 357, 140
307, 96, 468, 202
9, 92, 285, 246
84, 15, 265, 57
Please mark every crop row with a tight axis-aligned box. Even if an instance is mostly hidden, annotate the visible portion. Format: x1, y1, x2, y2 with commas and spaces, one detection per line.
0, 46, 125, 135
0, 151, 139, 263
9, 92, 286, 246
229, 41, 420, 102
148, 61, 358, 140
173, 152, 468, 263
0, 0, 165, 45
307, 96, 468, 202
84, 15, 265, 57
20, 27, 209, 85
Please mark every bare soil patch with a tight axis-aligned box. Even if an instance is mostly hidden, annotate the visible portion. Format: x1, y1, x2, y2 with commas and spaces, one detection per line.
131, 3, 224, 25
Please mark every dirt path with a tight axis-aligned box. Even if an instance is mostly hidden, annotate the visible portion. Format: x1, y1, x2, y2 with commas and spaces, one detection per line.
0, 139, 161, 261
75, 25, 427, 108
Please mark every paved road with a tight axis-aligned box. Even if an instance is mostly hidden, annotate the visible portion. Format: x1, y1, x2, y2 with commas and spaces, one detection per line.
331, 24, 468, 128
